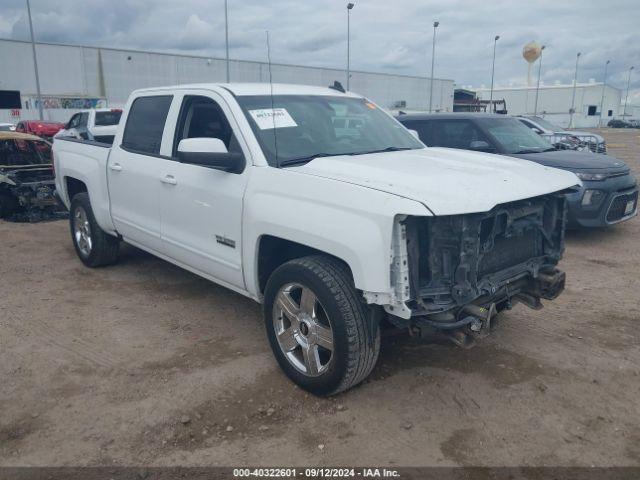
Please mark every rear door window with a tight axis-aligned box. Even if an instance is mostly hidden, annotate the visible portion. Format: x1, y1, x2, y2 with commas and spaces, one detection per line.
122, 95, 173, 155
95, 110, 122, 126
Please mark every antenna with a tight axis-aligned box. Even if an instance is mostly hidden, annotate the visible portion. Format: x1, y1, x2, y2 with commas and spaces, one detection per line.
266, 30, 278, 164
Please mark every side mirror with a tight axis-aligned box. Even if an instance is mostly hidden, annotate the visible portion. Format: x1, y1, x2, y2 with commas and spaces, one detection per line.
177, 138, 245, 173
469, 140, 495, 152
407, 129, 420, 140
533, 128, 543, 135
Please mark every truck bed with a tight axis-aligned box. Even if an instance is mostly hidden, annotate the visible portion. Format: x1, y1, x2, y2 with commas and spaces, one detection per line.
53, 137, 116, 233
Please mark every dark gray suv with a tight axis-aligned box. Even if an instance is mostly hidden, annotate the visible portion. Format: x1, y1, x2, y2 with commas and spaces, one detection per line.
397, 113, 637, 228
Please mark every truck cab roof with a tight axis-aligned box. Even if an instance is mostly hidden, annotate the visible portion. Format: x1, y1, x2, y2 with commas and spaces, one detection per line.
132, 83, 360, 98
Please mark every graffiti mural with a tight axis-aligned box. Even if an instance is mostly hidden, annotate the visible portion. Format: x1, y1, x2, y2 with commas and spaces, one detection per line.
24, 97, 108, 110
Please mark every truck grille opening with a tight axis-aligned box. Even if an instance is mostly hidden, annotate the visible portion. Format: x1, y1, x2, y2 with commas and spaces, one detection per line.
405, 194, 566, 314
478, 228, 541, 276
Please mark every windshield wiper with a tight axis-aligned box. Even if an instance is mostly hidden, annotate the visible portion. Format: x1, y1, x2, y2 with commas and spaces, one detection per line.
278, 153, 340, 168
349, 146, 415, 156
513, 148, 546, 154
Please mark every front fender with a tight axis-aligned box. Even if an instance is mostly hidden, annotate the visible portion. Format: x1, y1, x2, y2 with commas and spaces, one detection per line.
242, 167, 429, 297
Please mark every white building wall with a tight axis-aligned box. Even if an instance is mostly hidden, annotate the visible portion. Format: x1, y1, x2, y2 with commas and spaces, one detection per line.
0, 38, 454, 123
477, 83, 622, 128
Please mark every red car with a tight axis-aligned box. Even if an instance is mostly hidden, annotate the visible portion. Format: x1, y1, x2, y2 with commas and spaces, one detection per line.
15, 120, 65, 140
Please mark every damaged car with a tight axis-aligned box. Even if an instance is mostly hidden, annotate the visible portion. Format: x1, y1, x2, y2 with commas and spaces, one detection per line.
53, 83, 580, 395
0, 131, 62, 221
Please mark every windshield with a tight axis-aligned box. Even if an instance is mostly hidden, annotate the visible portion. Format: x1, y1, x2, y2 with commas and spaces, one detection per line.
95, 110, 122, 126
0, 139, 52, 165
527, 116, 561, 132
236, 95, 423, 167
483, 118, 555, 154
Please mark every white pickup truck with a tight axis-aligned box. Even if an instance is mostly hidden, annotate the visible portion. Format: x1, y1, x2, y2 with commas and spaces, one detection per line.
53, 83, 579, 395
55, 108, 123, 145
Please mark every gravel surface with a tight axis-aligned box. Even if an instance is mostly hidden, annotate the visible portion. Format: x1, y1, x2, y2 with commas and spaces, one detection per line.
1, 129, 638, 467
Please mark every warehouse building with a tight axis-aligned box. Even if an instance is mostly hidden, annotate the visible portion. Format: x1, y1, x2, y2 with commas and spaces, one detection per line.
475, 82, 622, 128
0, 38, 454, 123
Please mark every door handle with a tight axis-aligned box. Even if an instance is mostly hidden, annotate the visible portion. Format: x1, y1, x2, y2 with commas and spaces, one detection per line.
161, 175, 177, 185
109, 163, 123, 172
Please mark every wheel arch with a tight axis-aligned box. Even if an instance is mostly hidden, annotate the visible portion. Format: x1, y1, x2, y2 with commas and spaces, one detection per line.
255, 235, 355, 297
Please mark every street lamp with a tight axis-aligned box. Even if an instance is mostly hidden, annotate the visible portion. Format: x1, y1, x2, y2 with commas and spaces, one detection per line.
533, 45, 546, 116
26, 0, 43, 120
599, 60, 610, 127
623, 66, 635, 119
428, 21, 439, 113
225, 0, 230, 82
489, 35, 500, 112
568, 52, 581, 128
346, 2, 355, 90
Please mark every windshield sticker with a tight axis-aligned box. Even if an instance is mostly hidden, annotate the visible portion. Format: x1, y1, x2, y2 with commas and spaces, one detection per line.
248, 108, 298, 130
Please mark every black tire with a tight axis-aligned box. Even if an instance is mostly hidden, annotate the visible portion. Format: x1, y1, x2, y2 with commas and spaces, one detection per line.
69, 192, 119, 267
263, 255, 380, 396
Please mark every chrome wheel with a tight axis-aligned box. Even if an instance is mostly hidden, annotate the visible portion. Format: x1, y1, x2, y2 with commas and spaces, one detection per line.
73, 206, 92, 257
273, 282, 334, 377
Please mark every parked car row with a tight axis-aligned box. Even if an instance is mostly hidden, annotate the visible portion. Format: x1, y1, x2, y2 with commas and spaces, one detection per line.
396, 113, 637, 228
608, 119, 640, 128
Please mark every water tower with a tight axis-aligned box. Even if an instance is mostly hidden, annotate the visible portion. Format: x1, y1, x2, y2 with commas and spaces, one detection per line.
523, 41, 542, 86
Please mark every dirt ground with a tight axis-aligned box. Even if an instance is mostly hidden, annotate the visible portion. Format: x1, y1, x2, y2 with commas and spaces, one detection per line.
1, 129, 639, 468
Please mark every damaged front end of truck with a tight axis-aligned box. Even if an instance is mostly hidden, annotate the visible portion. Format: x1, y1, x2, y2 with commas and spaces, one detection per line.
384, 192, 568, 347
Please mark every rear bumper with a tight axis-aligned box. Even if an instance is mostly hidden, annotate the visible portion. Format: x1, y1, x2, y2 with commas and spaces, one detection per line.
566, 175, 638, 227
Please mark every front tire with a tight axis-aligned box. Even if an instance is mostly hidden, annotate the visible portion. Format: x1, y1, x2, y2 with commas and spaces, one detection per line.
69, 192, 119, 267
264, 255, 380, 396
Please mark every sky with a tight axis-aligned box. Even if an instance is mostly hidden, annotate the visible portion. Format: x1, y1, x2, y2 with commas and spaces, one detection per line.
1, 0, 639, 103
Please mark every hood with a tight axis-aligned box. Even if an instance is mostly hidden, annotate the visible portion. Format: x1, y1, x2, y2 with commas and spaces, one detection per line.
511, 150, 629, 173
291, 147, 579, 216
558, 130, 605, 143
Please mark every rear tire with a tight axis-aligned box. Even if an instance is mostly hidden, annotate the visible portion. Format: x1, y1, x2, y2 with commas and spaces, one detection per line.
264, 255, 380, 396
69, 192, 119, 267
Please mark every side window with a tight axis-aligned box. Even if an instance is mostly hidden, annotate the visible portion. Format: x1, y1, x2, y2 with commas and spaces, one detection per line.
401, 120, 434, 146
429, 120, 489, 149
122, 95, 173, 155
172, 95, 239, 157
79, 112, 89, 127
518, 119, 535, 129
68, 114, 79, 128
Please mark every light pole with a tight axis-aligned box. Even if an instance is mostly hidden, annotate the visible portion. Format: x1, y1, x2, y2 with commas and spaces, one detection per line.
599, 60, 610, 127
428, 21, 439, 113
224, 0, 230, 82
533, 45, 546, 116
623, 66, 635, 119
489, 35, 500, 113
26, 0, 43, 120
568, 52, 581, 128
346, 3, 354, 90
